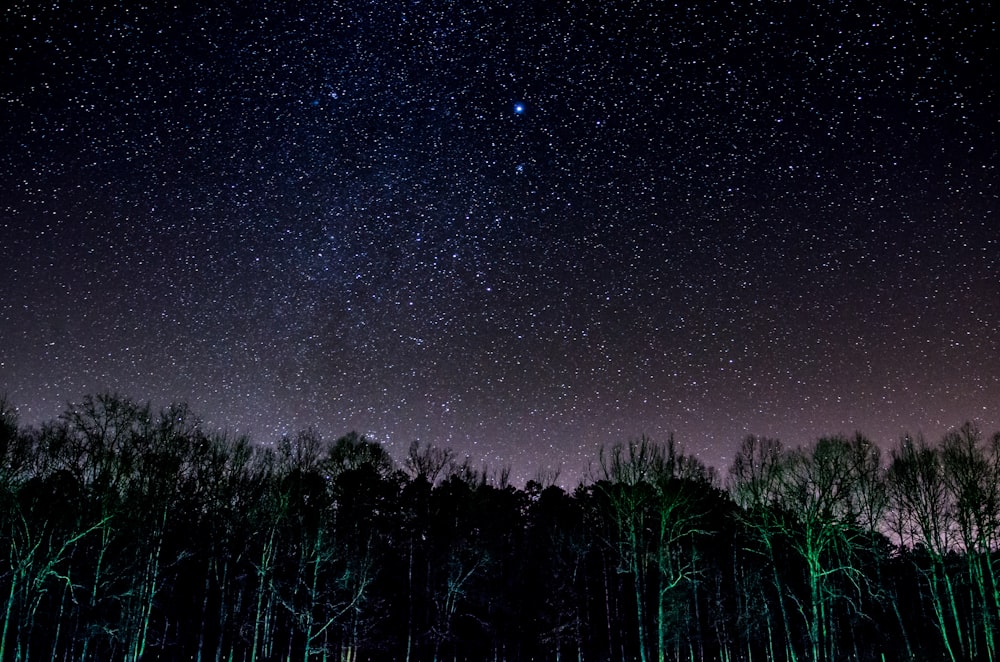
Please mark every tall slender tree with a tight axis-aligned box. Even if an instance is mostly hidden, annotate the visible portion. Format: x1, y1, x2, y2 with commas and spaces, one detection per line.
597, 436, 661, 662
940, 423, 999, 662
729, 435, 800, 662
887, 434, 966, 662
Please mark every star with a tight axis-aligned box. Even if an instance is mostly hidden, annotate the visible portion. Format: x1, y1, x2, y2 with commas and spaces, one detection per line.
0, 0, 995, 489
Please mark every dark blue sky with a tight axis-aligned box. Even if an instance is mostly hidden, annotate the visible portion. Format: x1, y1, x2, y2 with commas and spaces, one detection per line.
2, 1, 997, 485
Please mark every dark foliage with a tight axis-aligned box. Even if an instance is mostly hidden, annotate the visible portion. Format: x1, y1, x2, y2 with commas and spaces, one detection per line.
0, 393, 997, 661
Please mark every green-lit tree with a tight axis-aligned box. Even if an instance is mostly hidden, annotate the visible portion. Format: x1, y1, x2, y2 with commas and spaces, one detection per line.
322, 433, 399, 659
597, 436, 660, 662
426, 468, 496, 661
0, 397, 32, 662
887, 434, 966, 662
4, 389, 1000, 661
777, 435, 887, 662
940, 423, 999, 661
648, 437, 716, 662
728, 435, 800, 661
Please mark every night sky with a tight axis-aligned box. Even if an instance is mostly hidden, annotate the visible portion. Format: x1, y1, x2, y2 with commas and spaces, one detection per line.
2, 1, 997, 486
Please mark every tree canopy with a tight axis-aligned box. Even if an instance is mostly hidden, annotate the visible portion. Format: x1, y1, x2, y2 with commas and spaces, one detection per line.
0, 393, 997, 661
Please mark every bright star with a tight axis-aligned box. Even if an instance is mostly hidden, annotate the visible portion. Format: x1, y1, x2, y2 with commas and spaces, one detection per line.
513, 102, 525, 114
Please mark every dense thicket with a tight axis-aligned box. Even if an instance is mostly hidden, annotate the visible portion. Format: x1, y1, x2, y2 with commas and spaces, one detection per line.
0, 393, 997, 661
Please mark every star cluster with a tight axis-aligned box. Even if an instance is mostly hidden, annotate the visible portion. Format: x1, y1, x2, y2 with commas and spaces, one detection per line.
1, 1, 997, 485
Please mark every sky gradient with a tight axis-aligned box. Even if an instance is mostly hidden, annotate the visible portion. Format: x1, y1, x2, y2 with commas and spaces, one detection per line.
2, 1, 997, 485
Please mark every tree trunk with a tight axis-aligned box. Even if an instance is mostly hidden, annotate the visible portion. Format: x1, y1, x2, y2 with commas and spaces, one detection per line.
632, 539, 648, 662
251, 525, 277, 662
0, 565, 18, 662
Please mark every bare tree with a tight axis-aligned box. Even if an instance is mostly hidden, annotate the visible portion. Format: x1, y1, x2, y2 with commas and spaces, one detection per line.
887, 434, 966, 662
940, 423, 999, 661
597, 436, 660, 662
404, 440, 456, 485
728, 435, 799, 662
649, 437, 715, 662
777, 435, 886, 662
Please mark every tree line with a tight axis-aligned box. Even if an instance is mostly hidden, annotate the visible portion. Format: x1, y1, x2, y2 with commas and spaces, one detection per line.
0, 393, 997, 661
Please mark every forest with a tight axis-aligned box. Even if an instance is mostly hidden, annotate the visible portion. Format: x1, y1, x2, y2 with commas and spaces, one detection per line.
0, 393, 997, 662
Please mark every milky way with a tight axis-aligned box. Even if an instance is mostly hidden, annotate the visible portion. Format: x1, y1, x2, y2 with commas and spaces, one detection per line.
2, 1, 997, 485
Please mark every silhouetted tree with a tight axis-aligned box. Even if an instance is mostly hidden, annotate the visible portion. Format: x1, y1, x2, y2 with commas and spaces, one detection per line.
939, 423, 999, 661
2, 391, 998, 662
729, 435, 800, 661
597, 436, 660, 662
887, 434, 966, 662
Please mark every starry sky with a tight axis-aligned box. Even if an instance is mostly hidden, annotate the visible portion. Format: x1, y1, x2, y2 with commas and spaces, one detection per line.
2, 1, 997, 486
